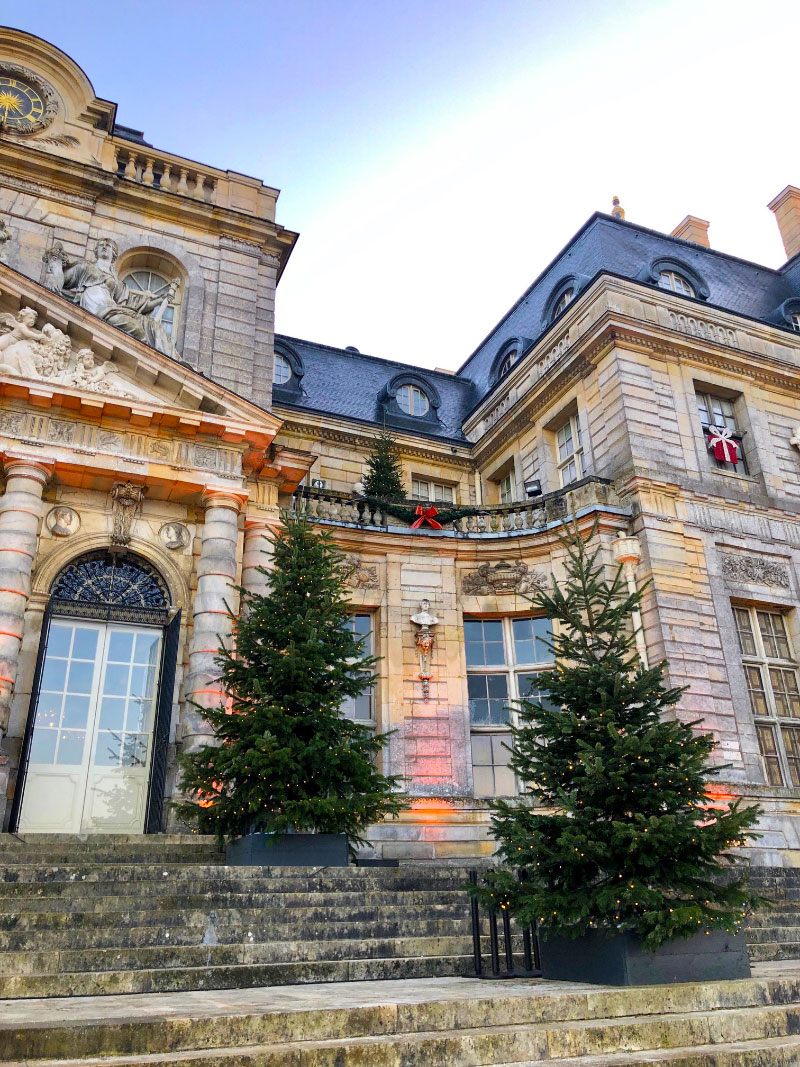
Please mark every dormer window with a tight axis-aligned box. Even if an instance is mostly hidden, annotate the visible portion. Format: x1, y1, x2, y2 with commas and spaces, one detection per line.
658, 270, 695, 297
274, 353, 292, 384
397, 384, 429, 417
790, 313, 800, 333
498, 352, 517, 378
552, 288, 574, 320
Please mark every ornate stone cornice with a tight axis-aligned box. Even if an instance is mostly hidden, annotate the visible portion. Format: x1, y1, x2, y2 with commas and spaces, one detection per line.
277, 419, 474, 469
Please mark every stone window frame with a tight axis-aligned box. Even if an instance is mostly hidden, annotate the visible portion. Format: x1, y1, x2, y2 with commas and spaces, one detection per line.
464, 614, 554, 798
733, 603, 800, 787
555, 412, 584, 487
272, 341, 305, 402
489, 336, 532, 385
644, 257, 710, 301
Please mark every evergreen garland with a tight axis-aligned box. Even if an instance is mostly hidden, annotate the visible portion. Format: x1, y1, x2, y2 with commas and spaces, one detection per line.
361, 495, 482, 528
470, 520, 763, 949
176, 513, 406, 850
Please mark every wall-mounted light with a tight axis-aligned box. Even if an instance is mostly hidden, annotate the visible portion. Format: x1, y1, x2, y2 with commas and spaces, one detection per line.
524, 478, 542, 499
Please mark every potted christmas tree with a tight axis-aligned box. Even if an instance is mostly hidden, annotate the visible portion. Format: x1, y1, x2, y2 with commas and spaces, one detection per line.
471, 521, 762, 985
176, 513, 405, 865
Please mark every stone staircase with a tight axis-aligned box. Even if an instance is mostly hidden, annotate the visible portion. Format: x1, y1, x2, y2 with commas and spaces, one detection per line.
0, 835, 480, 998
3, 966, 800, 1065
1, 834, 800, 1004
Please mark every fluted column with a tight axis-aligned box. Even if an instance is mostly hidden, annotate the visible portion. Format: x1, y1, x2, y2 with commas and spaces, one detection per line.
0, 455, 53, 737
241, 518, 277, 598
182, 488, 246, 753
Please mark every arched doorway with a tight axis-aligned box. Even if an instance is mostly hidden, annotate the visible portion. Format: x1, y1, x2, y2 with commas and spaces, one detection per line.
12, 551, 181, 834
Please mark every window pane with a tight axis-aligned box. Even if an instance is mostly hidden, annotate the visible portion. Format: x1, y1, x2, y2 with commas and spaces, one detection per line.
769, 668, 800, 718
471, 731, 514, 797
517, 672, 557, 712
781, 726, 800, 786
61, 695, 90, 730
28, 729, 57, 764
468, 673, 509, 724
734, 608, 757, 656
512, 617, 553, 664
47, 625, 73, 658
107, 631, 134, 663
745, 665, 769, 716
71, 628, 98, 660
433, 483, 454, 503
757, 724, 783, 785
56, 729, 86, 766
758, 612, 791, 660
464, 619, 505, 666
412, 479, 429, 499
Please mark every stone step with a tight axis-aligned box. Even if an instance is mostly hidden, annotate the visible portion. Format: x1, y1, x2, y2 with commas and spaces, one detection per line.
0, 933, 484, 978
750, 942, 800, 962
0, 835, 224, 865
744, 925, 800, 945
5, 1002, 800, 1065
0, 916, 473, 951
0, 901, 470, 931
0, 953, 475, 998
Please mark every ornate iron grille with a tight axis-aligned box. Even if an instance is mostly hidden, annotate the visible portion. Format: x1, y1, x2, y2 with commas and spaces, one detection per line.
49, 551, 170, 625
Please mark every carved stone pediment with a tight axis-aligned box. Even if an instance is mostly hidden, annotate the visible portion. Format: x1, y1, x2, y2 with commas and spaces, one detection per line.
463, 560, 548, 596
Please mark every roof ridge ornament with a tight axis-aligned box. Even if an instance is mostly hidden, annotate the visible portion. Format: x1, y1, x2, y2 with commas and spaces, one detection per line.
611, 196, 625, 220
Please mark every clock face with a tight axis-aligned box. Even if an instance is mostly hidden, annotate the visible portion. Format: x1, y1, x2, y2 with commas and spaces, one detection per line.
0, 75, 46, 132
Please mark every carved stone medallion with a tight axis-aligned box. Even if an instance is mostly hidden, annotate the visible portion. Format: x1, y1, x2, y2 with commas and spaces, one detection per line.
463, 560, 548, 596
344, 555, 379, 589
720, 553, 790, 589
159, 522, 191, 550
45, 506, 80, 537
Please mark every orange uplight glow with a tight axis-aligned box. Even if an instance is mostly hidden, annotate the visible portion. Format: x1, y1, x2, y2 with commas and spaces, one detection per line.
197, 780, 223, 809
410, 798, 455, 823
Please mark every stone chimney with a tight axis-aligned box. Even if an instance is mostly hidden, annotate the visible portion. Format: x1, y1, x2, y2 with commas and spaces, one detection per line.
670, 215, 710, 247
768, 186, 800, 260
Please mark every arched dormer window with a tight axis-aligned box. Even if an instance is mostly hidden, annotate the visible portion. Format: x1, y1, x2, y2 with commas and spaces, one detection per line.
490, 337, 531, 384
775, 299, 800, 335
379, 372, 441, 431
645, 257, 709, 301
271, 341, 304, 402
542, 276, 582, 327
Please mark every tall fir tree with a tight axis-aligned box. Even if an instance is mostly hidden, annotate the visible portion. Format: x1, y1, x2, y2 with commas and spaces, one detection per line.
474, 522, 762, 949
176, 513, 405, 848
362, 428, 406, 500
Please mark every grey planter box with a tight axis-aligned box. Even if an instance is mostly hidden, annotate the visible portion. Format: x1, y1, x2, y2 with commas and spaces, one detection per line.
539, 928, 751, 985
226, 832, 349, 867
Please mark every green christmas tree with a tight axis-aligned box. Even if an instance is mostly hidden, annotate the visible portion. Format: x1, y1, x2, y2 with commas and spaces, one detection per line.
362, 428, 406, 500
176, 513, 406, 849
473, 522, 762, 949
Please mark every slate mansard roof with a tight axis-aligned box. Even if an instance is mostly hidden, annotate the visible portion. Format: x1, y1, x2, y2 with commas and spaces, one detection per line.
274, 212, 800, 441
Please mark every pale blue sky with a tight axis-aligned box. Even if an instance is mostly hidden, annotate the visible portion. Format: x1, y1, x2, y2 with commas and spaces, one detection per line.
11, 1, 800, 367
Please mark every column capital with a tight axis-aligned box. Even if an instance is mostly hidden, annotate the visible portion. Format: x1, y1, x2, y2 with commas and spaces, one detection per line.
244, 515, 278, 533
201, 485, 249, 512
2, 452, 56, 487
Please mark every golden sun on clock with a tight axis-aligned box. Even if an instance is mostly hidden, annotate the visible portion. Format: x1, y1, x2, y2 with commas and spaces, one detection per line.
0, 76, 45, 131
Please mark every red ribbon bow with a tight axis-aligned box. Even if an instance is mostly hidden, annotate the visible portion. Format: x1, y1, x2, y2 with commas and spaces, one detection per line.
410, 504, 443, 530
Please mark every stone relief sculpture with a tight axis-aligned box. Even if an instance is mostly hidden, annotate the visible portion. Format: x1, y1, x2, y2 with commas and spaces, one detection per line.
43, 238, 180, 359
720, 553, 791, 589
159, 522, 191, 550
463, 560, 548, 596
45, 506, 80, 537
344, 555, 379, 589
411, 599, 439, 702
0, 307, 134, 397
0, 217, 11, 263
110, 482, 146, 546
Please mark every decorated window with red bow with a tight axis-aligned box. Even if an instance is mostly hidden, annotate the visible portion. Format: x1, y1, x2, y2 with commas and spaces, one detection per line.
696, 391, 748, 474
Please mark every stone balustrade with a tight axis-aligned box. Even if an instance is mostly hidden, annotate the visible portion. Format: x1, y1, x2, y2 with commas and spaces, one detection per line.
114, 147, 217, 204
293, 476, 626, 538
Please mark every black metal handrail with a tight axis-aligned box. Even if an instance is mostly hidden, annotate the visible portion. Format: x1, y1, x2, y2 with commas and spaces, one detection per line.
468, 870, 541, 979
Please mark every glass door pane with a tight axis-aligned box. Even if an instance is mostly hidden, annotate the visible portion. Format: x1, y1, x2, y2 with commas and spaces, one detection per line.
82, 626, 161, 832
18, 622, 103, 833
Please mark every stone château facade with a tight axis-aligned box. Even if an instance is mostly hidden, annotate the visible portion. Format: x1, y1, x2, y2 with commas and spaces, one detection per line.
2, 27, 800, 865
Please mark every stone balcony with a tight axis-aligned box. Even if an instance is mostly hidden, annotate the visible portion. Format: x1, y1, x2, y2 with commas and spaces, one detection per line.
114, 147, 217, 203
293, 475, 631, 539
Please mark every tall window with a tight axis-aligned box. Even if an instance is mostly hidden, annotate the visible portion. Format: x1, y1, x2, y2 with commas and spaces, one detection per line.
341, 614, 374, 722
556, 414, 584, 486
658, 270, 695, 297
696, 390, 748, 475
412, 478, 455, 503
735, 606, 800, 786
396, 385, 429, 417
123, 270, 179, 337
497, 471, 514, 504
552, 288, 574, 320
465, 616, 554, 797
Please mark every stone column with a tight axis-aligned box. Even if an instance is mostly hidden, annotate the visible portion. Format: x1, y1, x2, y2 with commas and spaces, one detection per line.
0, 454, 53, 740
241, 518, 276, 598
182, 488, 246, 753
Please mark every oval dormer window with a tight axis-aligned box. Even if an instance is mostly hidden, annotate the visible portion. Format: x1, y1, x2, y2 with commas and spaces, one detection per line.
498, 352, 517, 378
274, 353, 292, 384
397, 384, 429, 416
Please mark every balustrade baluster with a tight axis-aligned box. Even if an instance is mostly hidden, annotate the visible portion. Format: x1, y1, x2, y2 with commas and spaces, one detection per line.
124, 153, 137, 180
193, 173, 206, 199
177, 168, 190, 195
160, 165, 173, 191
142, 158, 155, 186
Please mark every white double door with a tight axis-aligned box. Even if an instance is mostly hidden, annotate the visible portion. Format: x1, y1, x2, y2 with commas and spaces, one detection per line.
18, 620, 162, 834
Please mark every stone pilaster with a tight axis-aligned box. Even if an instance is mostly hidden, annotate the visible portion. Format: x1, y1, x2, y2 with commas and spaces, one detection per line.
182, 487, 246, 753
0, 454, 53, 739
